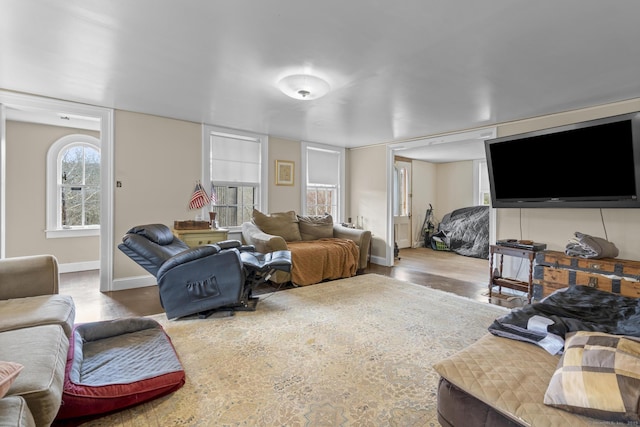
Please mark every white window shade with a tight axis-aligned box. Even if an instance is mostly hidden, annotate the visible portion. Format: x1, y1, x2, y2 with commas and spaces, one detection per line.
308, 148, 339, 185
210, 135, 260, 183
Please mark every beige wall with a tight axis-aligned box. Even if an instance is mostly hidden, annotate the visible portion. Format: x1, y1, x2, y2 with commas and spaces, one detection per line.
112, 114, 304, 280
411, 160, 437, 246
5, 121, 100, 263
434, 161, 474, 220
113, 111, 202, 279
348, 145, 387, 260
267, 137, 301, 212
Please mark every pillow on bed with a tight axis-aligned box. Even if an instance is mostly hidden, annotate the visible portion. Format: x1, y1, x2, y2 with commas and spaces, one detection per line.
297, 214, 333, 240
0, 361, 23, 398
544, 331, 640, 422
252, 209, 302, 242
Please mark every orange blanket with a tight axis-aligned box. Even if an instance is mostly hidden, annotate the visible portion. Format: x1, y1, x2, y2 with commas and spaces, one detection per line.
286, 238, 359, 286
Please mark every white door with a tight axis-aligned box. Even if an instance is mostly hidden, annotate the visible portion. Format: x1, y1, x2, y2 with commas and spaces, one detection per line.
393, 160, 412, 249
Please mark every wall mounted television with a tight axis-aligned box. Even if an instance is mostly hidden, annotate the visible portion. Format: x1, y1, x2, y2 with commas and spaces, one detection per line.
485, 111, 640, 208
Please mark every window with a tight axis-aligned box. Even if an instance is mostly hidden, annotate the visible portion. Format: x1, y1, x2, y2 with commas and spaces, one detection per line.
474, 159, 491, 206
46, 134, 101, 238
302, 143, 344, 220
203, 126, 268, 229
393, 161, 410, 216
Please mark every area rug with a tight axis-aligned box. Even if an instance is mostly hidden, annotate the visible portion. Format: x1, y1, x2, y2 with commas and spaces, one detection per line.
79, 273, 508, 426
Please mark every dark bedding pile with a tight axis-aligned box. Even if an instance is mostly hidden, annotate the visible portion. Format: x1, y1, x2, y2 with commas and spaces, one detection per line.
438, 205, 489, 259
489, 285, 640, 353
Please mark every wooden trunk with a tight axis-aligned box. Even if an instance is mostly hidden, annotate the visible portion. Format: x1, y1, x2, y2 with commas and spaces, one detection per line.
533, 250, 640, 300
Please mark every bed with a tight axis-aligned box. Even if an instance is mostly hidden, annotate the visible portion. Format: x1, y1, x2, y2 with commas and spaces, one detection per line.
433, 285, 640, 426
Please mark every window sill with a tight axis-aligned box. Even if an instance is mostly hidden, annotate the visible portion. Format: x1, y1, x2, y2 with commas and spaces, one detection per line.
46, 227, 100, 239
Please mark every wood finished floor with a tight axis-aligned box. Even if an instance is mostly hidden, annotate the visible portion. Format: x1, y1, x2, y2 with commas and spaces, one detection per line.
61, 247, 525, 323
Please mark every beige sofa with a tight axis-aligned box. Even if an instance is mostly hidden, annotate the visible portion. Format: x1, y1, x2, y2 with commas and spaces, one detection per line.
242, 210, 371, 286
0, 255, 75, 427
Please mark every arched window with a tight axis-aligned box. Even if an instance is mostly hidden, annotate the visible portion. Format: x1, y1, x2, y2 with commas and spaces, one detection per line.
46, 134, 100, 238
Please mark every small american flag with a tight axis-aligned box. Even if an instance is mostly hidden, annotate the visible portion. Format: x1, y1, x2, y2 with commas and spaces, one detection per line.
210, 181, 217, 206
189, 182, 210, 210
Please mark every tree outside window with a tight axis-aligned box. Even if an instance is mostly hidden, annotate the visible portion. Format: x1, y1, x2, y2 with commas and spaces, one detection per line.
47, 134, 101, 237
60, 144, 101, 227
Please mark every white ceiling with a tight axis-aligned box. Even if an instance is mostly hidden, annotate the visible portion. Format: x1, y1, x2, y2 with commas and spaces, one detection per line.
2, 1, 640, 162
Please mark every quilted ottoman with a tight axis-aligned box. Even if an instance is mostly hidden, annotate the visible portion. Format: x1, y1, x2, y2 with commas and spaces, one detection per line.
55, 317, 185, 420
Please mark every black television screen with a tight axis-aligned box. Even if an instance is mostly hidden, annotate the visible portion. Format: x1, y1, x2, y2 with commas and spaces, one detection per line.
485, 111, 640, 208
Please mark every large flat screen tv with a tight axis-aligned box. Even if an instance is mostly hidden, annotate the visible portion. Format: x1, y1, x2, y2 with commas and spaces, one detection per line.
485, 111, 640, 208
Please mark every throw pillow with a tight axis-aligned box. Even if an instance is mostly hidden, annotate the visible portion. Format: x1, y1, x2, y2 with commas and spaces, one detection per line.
544, 331, 640, 422
0, 361, 24, 398
252, 209, 302, 242
297, 214, 334, 240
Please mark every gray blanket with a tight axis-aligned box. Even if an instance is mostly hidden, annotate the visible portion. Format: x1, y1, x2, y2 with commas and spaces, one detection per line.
564, 231, 619, 259
438, 205, 489, 259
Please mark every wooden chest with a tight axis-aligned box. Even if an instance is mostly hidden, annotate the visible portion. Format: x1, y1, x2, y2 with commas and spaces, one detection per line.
533, 250, 640, 300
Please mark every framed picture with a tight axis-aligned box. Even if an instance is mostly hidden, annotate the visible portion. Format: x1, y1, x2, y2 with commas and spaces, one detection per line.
275, 160, 295, 186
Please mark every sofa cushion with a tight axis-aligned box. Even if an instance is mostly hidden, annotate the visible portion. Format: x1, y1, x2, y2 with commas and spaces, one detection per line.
0, 396, 35, 427
0, 324, 68, 427
0, 361, 23, 398
544, 331, 640, 422
252, 209, 302, 242
0, 294, 75, 337
297, 214, 334, 240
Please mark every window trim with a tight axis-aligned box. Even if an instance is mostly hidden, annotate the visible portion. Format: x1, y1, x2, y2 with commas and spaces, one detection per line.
46, 134, 101, 238
301, 142, 345, 221
202, 125, 268, 232
473, 159, 490, 206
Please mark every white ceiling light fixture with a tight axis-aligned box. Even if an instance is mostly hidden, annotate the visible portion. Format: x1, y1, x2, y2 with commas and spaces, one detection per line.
277, 74, 330, 100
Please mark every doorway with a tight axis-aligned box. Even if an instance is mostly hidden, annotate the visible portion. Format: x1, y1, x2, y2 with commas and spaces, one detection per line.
393, 158, 412, 249
0, 91, 114, 291
385, 127, 497, 266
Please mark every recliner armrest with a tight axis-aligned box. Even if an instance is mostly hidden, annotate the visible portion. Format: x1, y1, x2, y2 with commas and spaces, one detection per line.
157, 245, 221, 279
214, 240, 241, 250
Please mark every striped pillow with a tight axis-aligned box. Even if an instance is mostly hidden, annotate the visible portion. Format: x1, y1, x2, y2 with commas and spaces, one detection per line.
544, 331, 640, 422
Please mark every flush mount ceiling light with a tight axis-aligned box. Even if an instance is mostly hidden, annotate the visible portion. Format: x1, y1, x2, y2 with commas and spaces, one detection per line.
277, 74, 330, 100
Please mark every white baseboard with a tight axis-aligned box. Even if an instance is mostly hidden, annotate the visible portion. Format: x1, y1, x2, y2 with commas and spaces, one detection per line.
111, 275, 157, 291
58, 260, 100, 274
369, 255, 387, 266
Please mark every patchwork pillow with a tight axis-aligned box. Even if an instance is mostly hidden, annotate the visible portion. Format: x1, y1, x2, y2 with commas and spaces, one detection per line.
252, 209, 301, 242
544, 331, 640, 422
0, 361, 23, 399
297, 214, 334, 240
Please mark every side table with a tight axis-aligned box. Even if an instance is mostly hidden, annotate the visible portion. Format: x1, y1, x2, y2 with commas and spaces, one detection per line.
489, 244, 539, 304
172, 228, 229, 248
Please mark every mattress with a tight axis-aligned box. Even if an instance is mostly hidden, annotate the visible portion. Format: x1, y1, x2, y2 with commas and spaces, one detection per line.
433, 333, 602, 426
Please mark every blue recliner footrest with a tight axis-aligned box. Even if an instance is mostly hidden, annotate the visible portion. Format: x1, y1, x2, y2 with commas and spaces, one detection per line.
240, 250, 292, 274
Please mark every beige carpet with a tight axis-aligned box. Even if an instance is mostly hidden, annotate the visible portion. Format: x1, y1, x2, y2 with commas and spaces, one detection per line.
80, 274, 508, 427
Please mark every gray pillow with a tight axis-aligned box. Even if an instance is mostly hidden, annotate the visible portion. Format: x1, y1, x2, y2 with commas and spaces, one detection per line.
297, 214, 334, 241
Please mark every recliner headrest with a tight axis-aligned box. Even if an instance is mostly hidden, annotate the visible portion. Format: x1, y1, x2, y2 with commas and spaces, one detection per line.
126, 224, 174, 246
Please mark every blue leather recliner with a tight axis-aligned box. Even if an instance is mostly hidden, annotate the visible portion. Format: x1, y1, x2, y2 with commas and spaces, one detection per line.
118, 224, 291, 319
